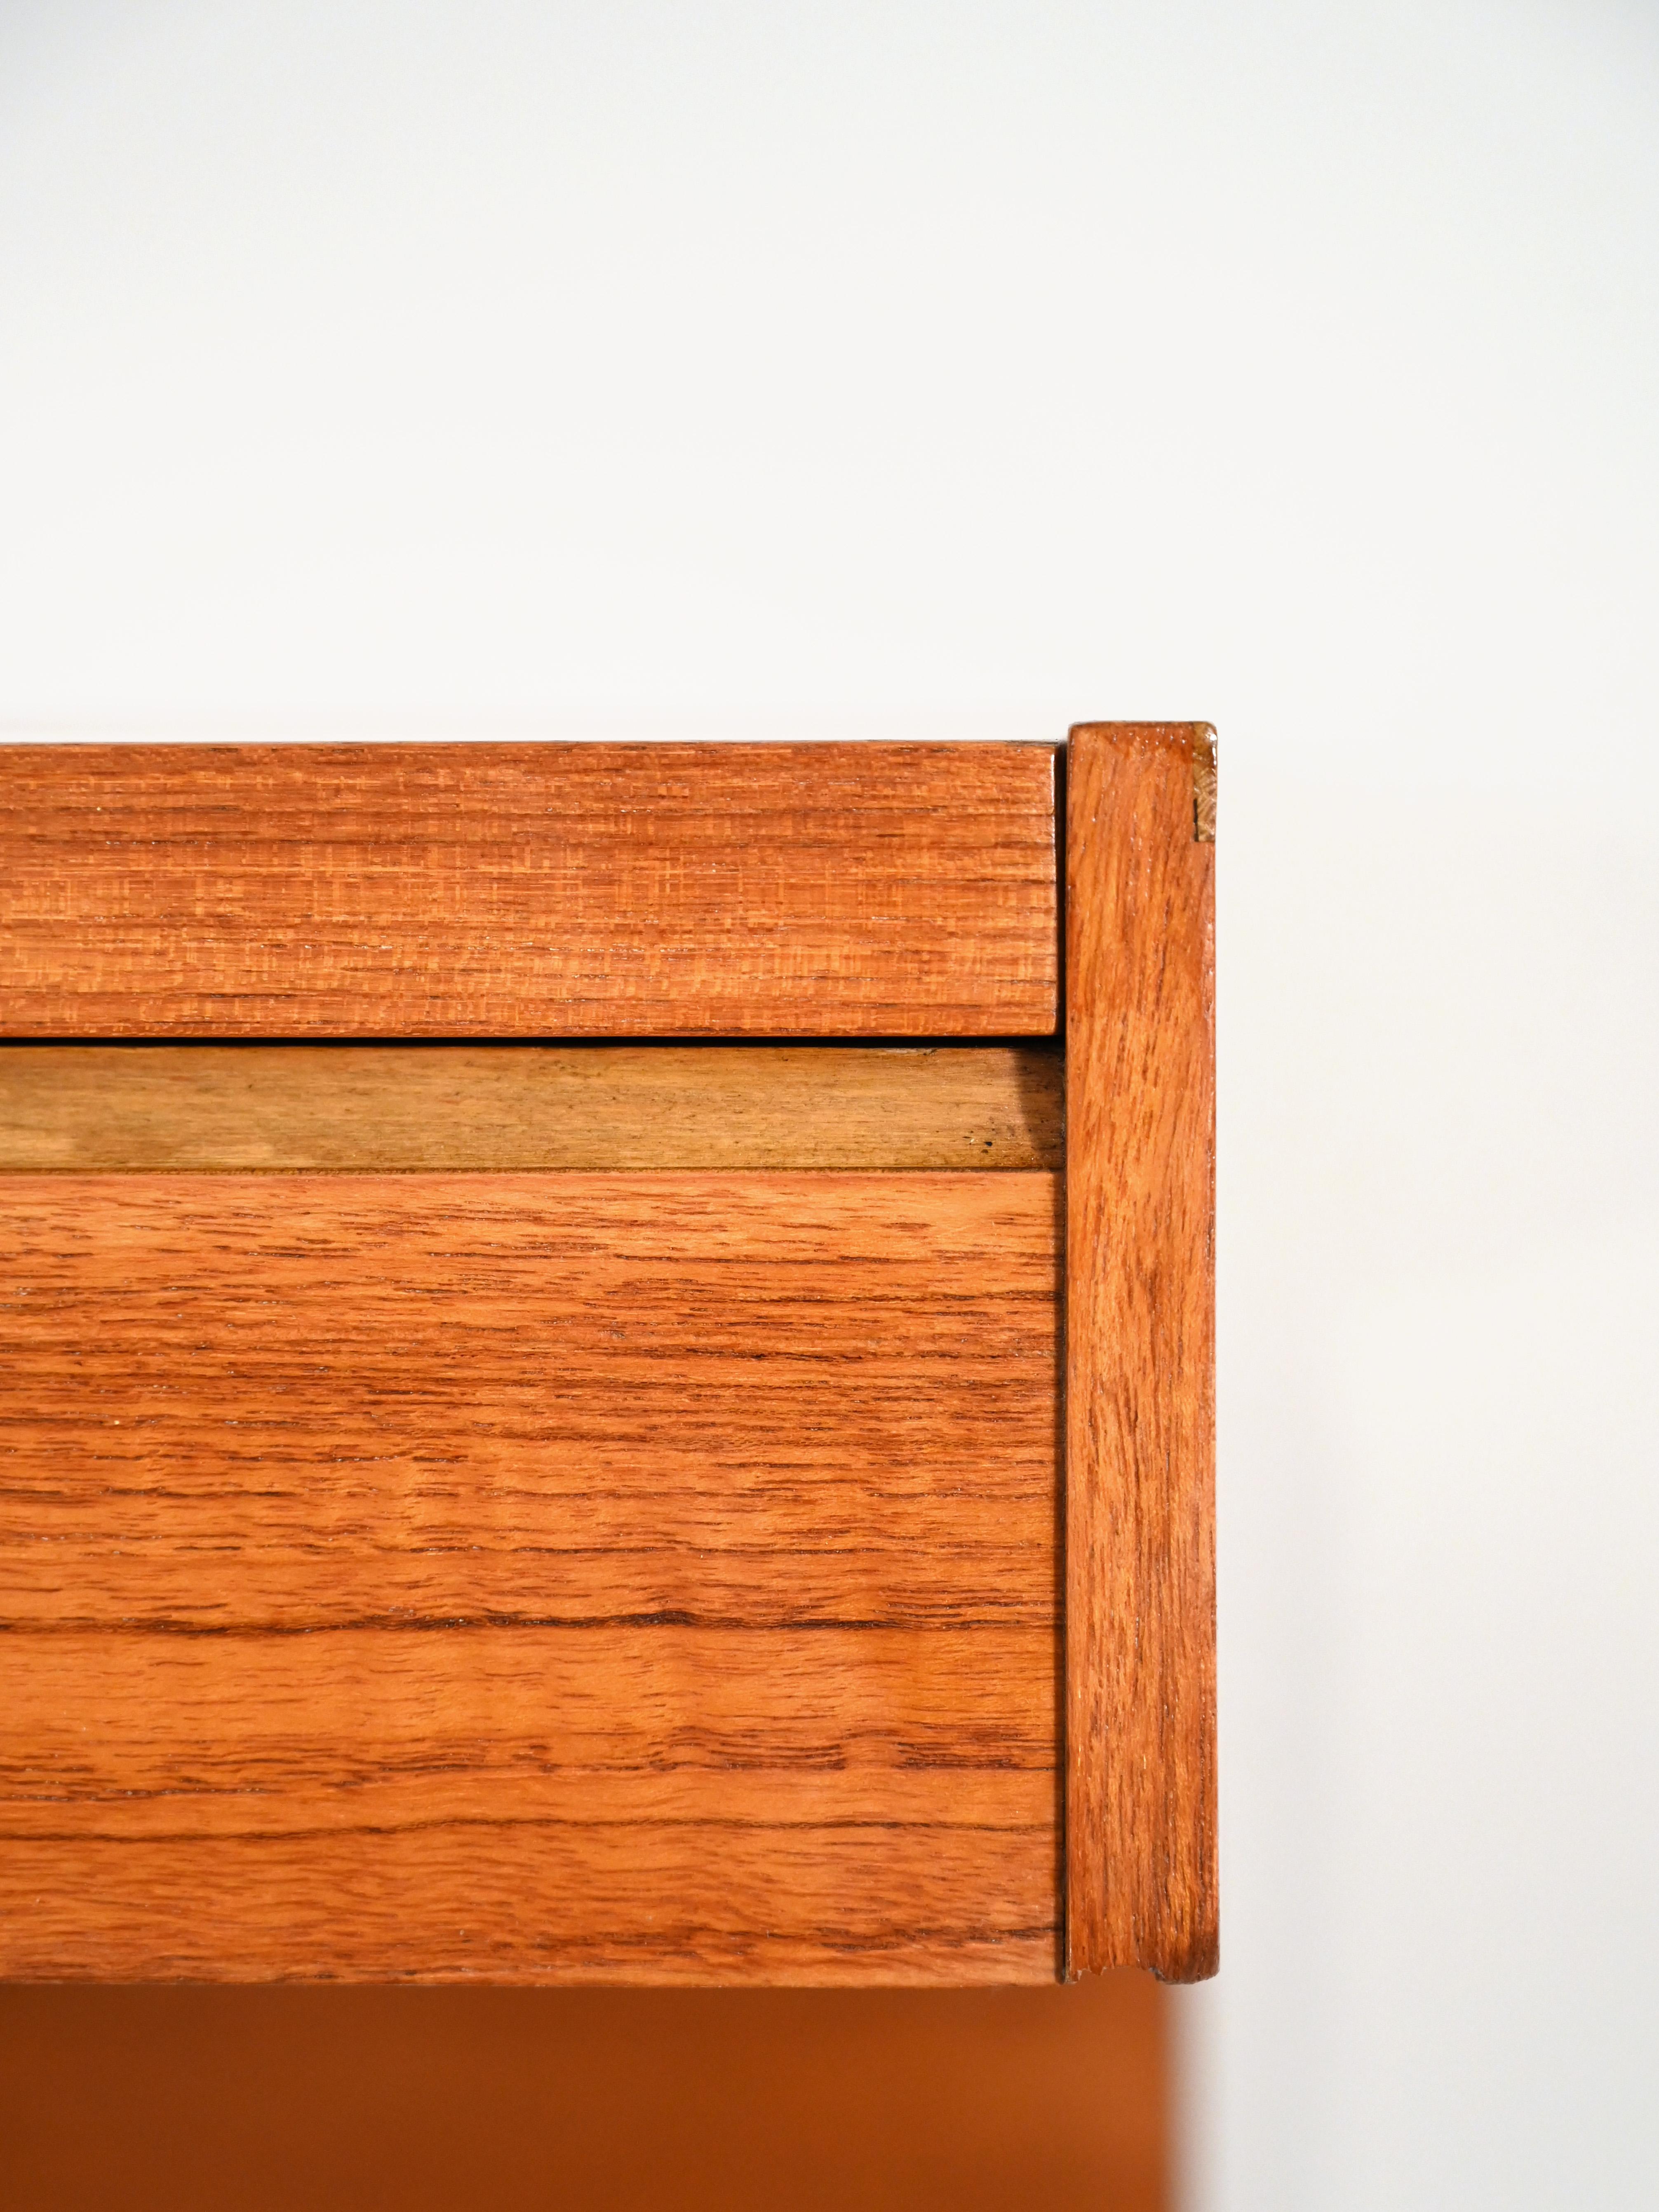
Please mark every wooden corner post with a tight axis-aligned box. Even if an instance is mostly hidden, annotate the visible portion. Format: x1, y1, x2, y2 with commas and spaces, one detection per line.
1065, 722, 1217, 1982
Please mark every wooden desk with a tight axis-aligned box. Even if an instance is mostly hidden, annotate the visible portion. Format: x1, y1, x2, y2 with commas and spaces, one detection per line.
0, 726, 1213, 1986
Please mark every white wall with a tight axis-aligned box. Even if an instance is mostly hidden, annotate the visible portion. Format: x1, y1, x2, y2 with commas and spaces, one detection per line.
2, 5, 1655, 2203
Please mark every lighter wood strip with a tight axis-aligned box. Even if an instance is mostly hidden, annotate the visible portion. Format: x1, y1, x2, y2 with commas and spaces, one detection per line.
0, 742, 1059, 1037
0, 1044, 1061, 1172
1064, 722, 1217, 1984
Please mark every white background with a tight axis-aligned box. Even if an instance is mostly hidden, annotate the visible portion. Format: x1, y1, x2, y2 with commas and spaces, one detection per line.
2, 4, 1656, 2204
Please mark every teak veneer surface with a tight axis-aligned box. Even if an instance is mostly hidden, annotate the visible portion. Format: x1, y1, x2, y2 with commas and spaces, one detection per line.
0, 1044, 1061, 1173
0, 1171, 1061, 1984
0, 743, 1059, 1038
1064, 724, 1217, 1984
0, 723, 1218, 1998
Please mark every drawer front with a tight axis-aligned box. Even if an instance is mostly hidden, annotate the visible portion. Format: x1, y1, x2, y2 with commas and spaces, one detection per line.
0, 1171, 1059, 1984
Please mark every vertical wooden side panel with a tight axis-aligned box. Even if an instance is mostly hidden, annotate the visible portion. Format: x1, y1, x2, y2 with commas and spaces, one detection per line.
1065, 722, 1217, 1983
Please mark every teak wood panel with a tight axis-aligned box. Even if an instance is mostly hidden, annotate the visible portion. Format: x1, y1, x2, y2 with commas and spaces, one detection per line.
0, 1043, 1062, 1173
1064, 724, 1217, 1984
0, 743, 1059, 1039
0, 1171, 1060, 1984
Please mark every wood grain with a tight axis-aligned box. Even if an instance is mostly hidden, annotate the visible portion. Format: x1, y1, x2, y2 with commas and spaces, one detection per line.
0, 1171, 1060, 1983
0, 743, 1059, 1038
1064, 723, 1217, 1984
0, 1043, 1061, 1172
